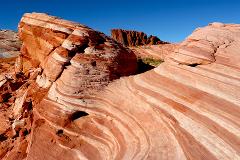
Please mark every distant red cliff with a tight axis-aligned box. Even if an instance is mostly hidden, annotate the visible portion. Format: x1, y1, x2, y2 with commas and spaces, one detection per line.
111, 29, 168, 47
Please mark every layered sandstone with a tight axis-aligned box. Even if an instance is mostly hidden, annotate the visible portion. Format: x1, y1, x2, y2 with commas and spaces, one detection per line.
0, 30, 21, 59
1, 13, 138, 159
0, 30, 21, 74
18, 13, 137, 94
27, 22, 240, 160
1, 14, 240, 160
111, 29, 168, 47
168, 22, 238, 65
131, 43, 179, 60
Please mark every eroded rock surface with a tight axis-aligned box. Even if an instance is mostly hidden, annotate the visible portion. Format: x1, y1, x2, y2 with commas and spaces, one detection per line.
168, 22, 239, 66
0, 30, 21, 59
28, 22, 240, 160
131, 43, 179, 60
1, 12, 138, 160
18, 13, 137, 93
0, 30, 21, 74
66, 22, 239, 159
1, 15, 240, 160
111, 29, 168, 47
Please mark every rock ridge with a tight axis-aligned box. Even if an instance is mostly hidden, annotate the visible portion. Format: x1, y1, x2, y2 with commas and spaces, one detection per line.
111, 29, 168, 47
168, 22, 237, 66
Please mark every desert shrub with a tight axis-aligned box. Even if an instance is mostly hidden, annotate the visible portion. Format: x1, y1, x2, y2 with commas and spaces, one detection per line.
137, 57, 164, 73
141, 57, 164, 67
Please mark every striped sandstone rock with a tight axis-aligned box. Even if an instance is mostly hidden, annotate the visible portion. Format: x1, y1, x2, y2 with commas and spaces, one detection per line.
18, 12, 137, 95
5, 15, 239, 160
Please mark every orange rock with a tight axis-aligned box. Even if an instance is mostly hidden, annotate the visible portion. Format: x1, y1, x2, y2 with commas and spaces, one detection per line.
131, 43, 179, 60
29, 22, 240, 160
2, 14, 240, 160
18, 13, 137, 90
111, 29, 168, 47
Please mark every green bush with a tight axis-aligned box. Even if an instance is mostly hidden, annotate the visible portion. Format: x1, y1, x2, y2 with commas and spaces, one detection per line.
140, 57, 164, 67
137, 57, 164, 74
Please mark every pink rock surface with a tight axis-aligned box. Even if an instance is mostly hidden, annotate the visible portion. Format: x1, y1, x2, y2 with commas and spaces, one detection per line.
168, 22, 240, 65
131, 43, 179, 60
18, 12, 137, 94
26, 22, 240, 160
1, 15, 240, 160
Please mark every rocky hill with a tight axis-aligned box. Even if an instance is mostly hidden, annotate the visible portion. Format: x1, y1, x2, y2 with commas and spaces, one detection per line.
0, 30, 21, 74
0, 30, 21, 59
0, 13, 239, 160
0, 12, 137, 159
111, 29, 168, 47
131, 43, 178, 59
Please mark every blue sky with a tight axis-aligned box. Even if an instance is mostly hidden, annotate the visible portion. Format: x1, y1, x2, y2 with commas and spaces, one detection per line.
0, 0, 239, 42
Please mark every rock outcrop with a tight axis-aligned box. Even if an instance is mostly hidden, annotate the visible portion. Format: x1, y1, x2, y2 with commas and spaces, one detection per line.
66, 22, 239, 159
1, 12, 138, 159
111, 29, 168, 47
168, 22, 237, 66
0, 30, 21, 59
131, 43, 178, 60
18, 13, 137, 92
1, 14, 240, 160
28, 22, 240, 160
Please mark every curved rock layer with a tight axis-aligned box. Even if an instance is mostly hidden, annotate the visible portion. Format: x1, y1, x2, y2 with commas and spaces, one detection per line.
18, 13, 137, 97
169, 22, 240, 65
0, 13, 138, 159
23, 23, 240, 160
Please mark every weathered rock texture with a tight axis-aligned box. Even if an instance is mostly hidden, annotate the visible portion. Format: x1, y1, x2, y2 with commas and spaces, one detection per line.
18, 13, 137, 93
111, 29, 168, 47
1, 15, 240, 160
168, 22, 237, 66
1, 12, 137, 160
28, 22, 240, 160
131, 43, 179, 60
59, 22, 240, 160
0, 30, 21, 59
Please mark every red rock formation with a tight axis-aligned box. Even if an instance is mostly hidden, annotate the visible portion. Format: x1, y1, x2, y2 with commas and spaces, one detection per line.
111, 29, 168, 47
0, 31, 22, 153
131, 43, 179, 60
18, 13, 137, 91
168, 22, 234, 65
1, 12, 137, 159
1, 14, 240, 160
71, 22, 240, 159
